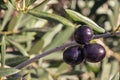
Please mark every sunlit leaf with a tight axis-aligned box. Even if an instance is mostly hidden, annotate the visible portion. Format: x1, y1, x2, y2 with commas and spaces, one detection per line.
29, 24, 62, 55
44, 26, 74, 51
0, 68, 20, 77
110, 72, 120, 80
1, 35, 6, 67
28, 10, 75, 28
56, 63, 70, 75
1, 2, 14, 31
65, 9, 105, 33
7, 13, 23, 31
7, 38, 28, 56
29, 39, 44, 54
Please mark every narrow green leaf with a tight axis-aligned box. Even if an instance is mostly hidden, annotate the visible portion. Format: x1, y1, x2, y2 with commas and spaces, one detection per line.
110, 72, 120, 80
5, 56, 29, 67
65, 9, 105, 33
28, 10, 75, 28
7, 38, 28, 56
7, 13, 23, 31
1, 35, 6, 67
30, 0, 49, 10
29, 39, 44, 54
42, 24, 63, 48
110, 61, 119, 75
9, 0, 16, 7
85, 62, 100, 73
56, 63, 70, 75
108, 13, 115, 28
60, 71, 83, 76
0, 68, 20, 77
100, 59, 111, 80
1, 2, 14, 31
44, 26, 74, 51
29, 24, 63, 54
114, 0, 120, 27
7, 77, 22, 80
29, 0, 36, 6
24, 0, 37, 7
0, 0, 7, 10
9, 34, 34, 43
0, 4, 7, 10
101, 63, 111, 80
43, 51, 62, 60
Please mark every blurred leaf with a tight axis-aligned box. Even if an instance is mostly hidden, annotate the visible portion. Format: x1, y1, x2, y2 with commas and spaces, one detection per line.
85, 62, 100, 73
29, 39, 44, 55
48, 74, 54, 80
9, 34, 35, 43
0, 68, 20, 77
56, 63, 70, 75
29, 24, 63, 54
37, 68, 49, 80
113, 0, 120, 27
9, 0, 16, 6
25, 73, 31, 80
109, 61, 119, 80
110, 72, 120, 80
42, 24, 63, 48
1, 2, 14, 31
61, 71, 84, 76
101, 59, 111, 80
0, 0, 7, 10
109, 0, 120, 28
108, 13, 115, 29
7, 38, 28, 56
43, 51, 62, 60
30, 0, 49, 11
1, 35, 6, 67
65, 9, 105, 33
0, 4, 7, 10
5, 56, 29, 67
28, 10, 75, 28
44, 26, 74, 51
26, 0, 36, 6
7, 13, 23, 31
7, 77, 22, 80
29, 0, 36, 4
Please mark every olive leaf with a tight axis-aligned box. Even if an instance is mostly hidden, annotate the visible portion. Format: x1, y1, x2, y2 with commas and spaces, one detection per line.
5, 56, 29, 67
65, 9, 105, 33
28, 10, 75, 28
0, 68, 20, 77
7, 38, 28, 56
1, 35, 6, 67
29, 24, 63, 54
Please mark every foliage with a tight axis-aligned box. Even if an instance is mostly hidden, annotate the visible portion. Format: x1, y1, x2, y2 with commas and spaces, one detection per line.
0, 0, 120, 80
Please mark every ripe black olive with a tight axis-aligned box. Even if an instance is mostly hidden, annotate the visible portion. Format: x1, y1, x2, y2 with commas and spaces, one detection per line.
74, 25, 94, 44
63, 46, 85, 65
84, 43, 106, 63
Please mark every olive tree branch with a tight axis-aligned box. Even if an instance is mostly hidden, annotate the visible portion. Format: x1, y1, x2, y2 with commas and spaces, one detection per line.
15, 31, 120, 69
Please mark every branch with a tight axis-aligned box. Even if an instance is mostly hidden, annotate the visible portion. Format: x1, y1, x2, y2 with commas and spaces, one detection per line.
15, 41, 77, 69
15, 31, 120, 69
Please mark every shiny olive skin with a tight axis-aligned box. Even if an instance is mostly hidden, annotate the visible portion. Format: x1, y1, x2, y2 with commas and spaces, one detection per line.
63, 46, 85, 65
84, 43, 106, 63
74, 25, 94, 44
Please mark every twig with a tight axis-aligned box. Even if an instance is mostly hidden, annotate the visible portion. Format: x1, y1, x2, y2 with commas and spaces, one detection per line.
15, 41, 77, 69
15, 31, 120, 69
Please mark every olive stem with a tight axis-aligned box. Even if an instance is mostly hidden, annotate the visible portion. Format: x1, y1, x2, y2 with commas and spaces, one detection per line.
15, 31, 120, 69
15, 42, 77, 69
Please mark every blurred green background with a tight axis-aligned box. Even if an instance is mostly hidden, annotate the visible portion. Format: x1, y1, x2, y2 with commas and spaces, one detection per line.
0, 0, 120, 80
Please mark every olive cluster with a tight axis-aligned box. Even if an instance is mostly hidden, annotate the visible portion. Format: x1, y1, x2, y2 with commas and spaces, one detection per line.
63, 25, 106, 66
